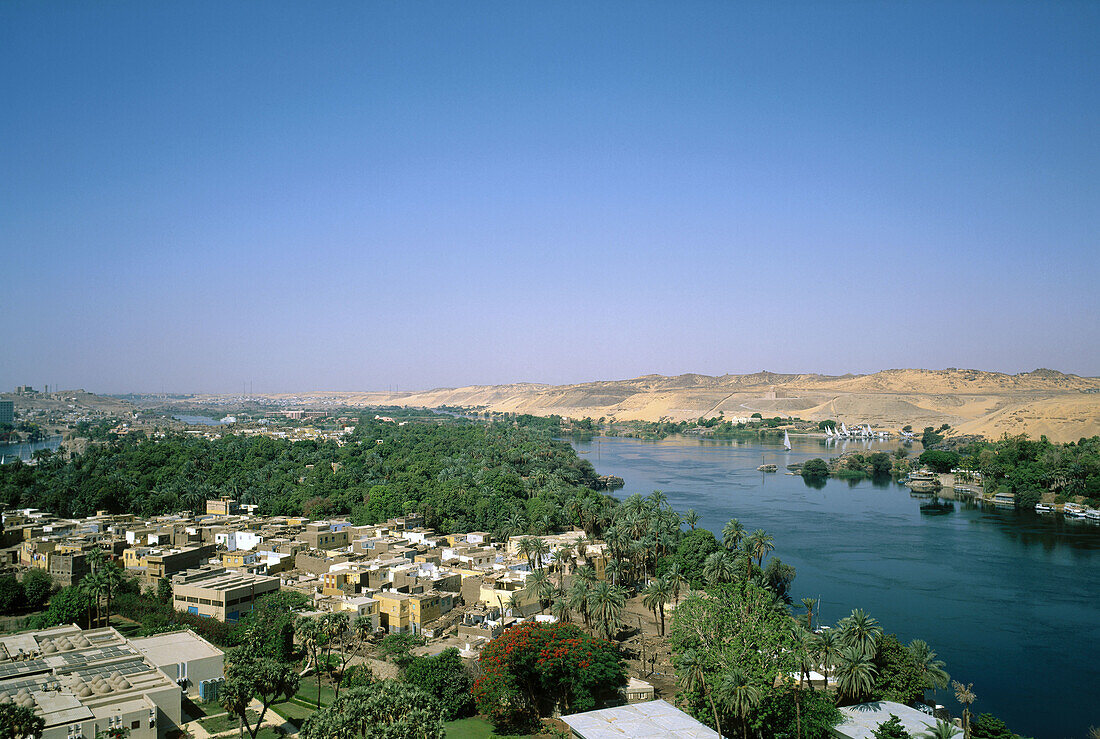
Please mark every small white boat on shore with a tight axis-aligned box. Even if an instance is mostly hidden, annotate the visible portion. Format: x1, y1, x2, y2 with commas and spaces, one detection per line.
1085, 509, 1100, 521
1035, 503, 1056, 514
1064, 502, 1088, 518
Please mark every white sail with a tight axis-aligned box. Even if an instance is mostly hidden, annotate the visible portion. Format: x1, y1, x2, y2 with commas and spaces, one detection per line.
784, 430, 792, 450
841, 422, 848, 435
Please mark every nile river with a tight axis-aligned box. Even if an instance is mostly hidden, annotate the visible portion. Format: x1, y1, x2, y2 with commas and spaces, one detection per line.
571, 435, 1100, 739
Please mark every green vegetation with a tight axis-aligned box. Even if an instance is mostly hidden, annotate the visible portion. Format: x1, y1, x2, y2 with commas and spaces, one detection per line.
935, 434, 1100, 508
444, 716, 531, 739
300, 681, 445, 739
802, 458, 829, 479
873, 714, 911, 739
473, 621, 626, 732
0, 416, 612, 537
0, 702, 45, 739
405, 648, 475, 720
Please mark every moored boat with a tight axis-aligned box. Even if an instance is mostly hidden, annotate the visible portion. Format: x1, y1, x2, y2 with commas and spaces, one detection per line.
1064, 502, 1088, 518
1035, 503, 1056, 514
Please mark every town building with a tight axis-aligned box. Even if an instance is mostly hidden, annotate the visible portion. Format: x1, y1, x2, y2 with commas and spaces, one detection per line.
0, 624, 194, 739
0, 400, 13, 425
171, 567, 280, 622
129, 630, 225, 700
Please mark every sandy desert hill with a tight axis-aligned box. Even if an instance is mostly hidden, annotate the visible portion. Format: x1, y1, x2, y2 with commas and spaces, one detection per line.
289, 368, 1100, 443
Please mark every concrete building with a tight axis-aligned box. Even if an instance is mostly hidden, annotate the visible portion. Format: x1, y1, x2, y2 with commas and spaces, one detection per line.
562, 699, 719, 739
129, 631, 225, 700
171, 567, 280, 622
47, 552, 91, 587
122, 544, 216, 582
830, 701, 938, 739
0, 625, 185, 739
205, 498, 239, 516
214, 530, 262, 551
0, 400, 13, 425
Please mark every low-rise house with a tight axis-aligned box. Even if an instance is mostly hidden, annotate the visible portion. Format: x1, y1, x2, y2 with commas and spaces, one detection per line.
123, 544, 216, 582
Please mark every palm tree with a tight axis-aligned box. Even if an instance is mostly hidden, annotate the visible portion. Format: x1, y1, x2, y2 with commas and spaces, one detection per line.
684, 509, 700, 530
99, 562, 124, 626
909, 639, 950, 692
703, 551, 737, 586
550, 546, 573, 588
568, 579, 592, 626
791, 625, 816, 691
506, 592, 524, 617
921, 720, 962, 739
575, 563, 597, 583
838, 609, 882, 659
605, 558, 626, 586
814, 629, 841, 692
801, 597, 818, 632
504, 512, 527, 538
531, 537, 550, 571
525, 570, 554, 611
721, 518, 745, 551
745, 529, 775, 568
641, 577, 673, 636
678, 649, 723, 738
79, 571, 104, 628
586, 581, 626, 640
550, 597, 571, 623
952, 681, 976, 739
717, 669, 762, 739
665, 562, 688, 604
517, 537, 537, 570
835, 646, 877, 704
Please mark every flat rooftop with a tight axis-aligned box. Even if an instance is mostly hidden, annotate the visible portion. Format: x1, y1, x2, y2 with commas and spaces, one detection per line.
832, 701, 937, 739
562, 699, 720, 739
130, 630, 223, 665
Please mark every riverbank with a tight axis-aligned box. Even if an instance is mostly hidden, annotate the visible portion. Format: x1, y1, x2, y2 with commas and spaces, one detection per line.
569, 434, 1100, 739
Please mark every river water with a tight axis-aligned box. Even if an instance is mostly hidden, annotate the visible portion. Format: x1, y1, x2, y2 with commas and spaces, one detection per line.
570, 434, 1099, 739
0, 435, 63, 463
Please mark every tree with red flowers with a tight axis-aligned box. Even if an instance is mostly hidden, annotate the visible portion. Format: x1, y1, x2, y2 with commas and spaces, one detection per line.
472, 621, 627, 731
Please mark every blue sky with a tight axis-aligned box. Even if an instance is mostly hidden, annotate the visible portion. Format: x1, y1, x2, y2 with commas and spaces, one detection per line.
2, 2, 1097, 393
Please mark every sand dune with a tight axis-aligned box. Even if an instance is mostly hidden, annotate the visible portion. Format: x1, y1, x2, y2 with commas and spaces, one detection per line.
255, 368, 1100, 443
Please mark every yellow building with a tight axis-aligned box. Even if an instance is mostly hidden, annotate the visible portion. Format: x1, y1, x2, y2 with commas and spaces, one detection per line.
321, 568, 365, 597
376, 592, 412, 633
376, 591, 450, 635
478, 577, 541, 617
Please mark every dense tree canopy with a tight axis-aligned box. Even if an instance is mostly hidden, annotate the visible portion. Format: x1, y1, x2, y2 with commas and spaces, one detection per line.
0, 417, 612, 536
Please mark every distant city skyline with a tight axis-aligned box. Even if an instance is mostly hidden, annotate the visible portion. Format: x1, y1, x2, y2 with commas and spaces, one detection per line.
2, 2, 1097, 394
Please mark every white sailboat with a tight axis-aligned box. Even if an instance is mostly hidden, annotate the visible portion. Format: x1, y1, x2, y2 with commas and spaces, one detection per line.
783, 430, 792, 451
841, 422, 848, 436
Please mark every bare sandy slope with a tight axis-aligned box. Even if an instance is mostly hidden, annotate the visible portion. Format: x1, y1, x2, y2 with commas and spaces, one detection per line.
251, 369, 1100, 443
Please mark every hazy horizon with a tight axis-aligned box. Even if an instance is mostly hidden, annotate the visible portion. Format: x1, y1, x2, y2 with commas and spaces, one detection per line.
3, 3, 1098, 394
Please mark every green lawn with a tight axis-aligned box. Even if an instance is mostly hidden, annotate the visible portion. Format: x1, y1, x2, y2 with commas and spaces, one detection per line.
444, 716, 531, 739
107, 615, 143, 637
294, 682, 337, 708
199, 709, 258, 735
270, 699, 316, 724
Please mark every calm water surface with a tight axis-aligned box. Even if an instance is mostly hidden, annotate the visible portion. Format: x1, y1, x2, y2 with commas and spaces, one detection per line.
571, 435, 1100, 739
0, 435, 62, 463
